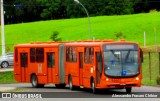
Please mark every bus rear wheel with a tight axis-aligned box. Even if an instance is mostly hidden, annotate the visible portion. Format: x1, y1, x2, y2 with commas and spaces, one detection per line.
31, 75, 38, 88
31, 75, 44, 88
126, 87, 132, 93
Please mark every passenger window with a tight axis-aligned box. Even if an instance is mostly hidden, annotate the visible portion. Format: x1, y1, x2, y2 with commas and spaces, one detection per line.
96, 52, 102, 74
47, 53, 55, 67
30, 48, 36, 63
36, 48, 44, 62
20, 53, 28, 67
84, 47, 94, 64
66, 47, 77, 62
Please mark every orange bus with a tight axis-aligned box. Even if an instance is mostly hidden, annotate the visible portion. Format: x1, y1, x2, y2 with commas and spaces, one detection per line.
14, 40, 143, 93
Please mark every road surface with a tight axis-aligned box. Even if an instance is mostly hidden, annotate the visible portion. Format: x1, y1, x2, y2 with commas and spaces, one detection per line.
0, 83, 159, 101
0, 83, 159, 93
0, 66, 13, 72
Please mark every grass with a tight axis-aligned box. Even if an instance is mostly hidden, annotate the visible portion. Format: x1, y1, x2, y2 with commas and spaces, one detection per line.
0, 12, 160, 85
1, 12, 160, 52
0, 71, 17, 84
142, 52, 160, 85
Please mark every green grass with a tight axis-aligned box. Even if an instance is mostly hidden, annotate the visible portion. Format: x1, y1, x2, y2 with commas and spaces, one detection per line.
0, 12, 160, 85
0, 71, 17, 84
142, 52, 160, 85
1, 12, 160, 52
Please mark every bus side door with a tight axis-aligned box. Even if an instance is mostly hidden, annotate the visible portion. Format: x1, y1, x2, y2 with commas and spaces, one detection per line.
79, 52, 83, 86
20, 53, 28, 82
46, 52, 56, 83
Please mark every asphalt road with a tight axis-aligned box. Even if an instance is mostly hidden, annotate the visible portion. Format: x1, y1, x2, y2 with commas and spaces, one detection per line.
0, 83, 160, 101
0, 83, 159, 93
0, 68, 160, 100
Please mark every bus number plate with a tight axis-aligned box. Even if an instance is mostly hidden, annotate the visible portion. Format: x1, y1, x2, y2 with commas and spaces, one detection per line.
111, 79, 121, 83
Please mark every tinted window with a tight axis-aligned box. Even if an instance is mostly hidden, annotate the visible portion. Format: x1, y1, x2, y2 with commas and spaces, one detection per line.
66, 47, 77, 62
30, 48, 36, 63
84, 47, 94, 64
36, 48, 44, 62
47, 53, 55, 67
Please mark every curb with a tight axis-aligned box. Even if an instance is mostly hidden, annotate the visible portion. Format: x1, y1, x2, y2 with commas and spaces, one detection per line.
0, 87, 16, 92
0, 68, 13, 72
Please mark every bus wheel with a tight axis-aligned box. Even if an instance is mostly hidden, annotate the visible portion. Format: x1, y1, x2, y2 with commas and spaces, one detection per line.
68, 76, 74, 90
31, 75, 39, 88
126, 87, 132, 93
91, 79, 97, 94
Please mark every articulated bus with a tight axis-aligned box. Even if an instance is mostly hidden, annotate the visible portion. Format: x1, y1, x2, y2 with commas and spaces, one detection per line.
14, 40, 143, 93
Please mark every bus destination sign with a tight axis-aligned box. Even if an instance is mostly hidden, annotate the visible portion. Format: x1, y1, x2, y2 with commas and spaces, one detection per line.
103, 44, 138, 51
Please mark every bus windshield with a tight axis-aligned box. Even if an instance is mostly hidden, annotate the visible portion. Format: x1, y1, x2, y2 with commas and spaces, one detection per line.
104, 50, 139, 77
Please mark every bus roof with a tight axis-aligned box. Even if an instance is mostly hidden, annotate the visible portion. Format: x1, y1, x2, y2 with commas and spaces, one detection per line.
14, 42, 62, 48
14, 40, 139, 48
65, 41, 139, 47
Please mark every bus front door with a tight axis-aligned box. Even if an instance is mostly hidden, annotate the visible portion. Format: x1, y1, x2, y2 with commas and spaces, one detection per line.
95, 52, 102, 84
20, 53, 28, 82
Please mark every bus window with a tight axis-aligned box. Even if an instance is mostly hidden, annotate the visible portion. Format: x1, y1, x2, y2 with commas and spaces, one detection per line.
84, 47, 94, 64
36, 48, 44, 62
96, 52, 102, 74
15, 48, 18, 62
66, 47, 77, 62
47, 53, 55, 67
20, 53, 28, 67
84, 48, 89, 63
30, 48, 36, 63
79, 52, 83, 68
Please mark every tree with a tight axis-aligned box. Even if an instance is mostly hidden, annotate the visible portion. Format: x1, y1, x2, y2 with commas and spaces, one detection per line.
65, 0, 84, 18
134, 0, 149, 13
102, 0, 135, 15
40, 0, 65, 20
50, 31, 62, 41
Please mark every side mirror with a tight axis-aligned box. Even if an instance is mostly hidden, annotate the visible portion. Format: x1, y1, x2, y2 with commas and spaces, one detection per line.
140, 48, 143, 63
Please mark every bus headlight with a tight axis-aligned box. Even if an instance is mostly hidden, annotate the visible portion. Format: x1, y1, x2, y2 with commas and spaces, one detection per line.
135, 77, 139, 81
106, 78, 109, 81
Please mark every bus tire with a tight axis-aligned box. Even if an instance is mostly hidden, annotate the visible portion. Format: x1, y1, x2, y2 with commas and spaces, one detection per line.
126, 87, 132, 93
31, 75, 39, 88
91, 79, 97, 94
68, 76, 74, 90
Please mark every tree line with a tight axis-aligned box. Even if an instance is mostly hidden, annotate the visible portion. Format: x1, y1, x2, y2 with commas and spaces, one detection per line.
4, 0, 160, 24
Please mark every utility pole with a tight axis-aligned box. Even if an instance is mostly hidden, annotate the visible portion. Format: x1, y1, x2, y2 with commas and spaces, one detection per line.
74, 0, 92, 39
1, 0, 6, 56
144, 32, 146, 47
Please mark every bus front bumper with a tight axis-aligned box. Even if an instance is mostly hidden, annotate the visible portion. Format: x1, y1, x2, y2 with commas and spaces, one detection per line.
97, 77, 141, 89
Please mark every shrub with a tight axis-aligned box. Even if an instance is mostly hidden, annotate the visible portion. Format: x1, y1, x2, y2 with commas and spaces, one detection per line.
50, 31, 62, 42
149, 9, 159, 13
156, 75, 160, 85
114, 31, 126, 41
